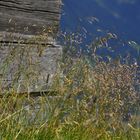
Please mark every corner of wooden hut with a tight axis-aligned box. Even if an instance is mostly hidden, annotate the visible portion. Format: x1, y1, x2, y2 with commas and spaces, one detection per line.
0, 0, 62, 95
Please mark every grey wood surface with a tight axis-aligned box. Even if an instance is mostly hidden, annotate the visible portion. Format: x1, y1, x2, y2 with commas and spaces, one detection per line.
0, 0, 61, 35
0, 40, 62, 93
0, 0, 62, 93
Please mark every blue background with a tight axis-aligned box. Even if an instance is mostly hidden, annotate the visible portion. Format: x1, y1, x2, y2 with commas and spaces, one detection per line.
60, 0, 140, 60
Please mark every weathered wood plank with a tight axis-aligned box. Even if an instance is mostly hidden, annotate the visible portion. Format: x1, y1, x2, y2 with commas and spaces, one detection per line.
0, 41, 62, 93
0, 0, 62, 93
0, 0, 61, 35
0, 0, 61, 13
0, 31, 57, 44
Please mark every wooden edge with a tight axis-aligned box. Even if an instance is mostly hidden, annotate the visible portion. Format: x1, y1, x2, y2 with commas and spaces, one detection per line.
0, 31, 60, 46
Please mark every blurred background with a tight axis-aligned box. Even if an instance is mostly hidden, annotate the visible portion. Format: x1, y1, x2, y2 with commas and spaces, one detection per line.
60, 0, 140, 62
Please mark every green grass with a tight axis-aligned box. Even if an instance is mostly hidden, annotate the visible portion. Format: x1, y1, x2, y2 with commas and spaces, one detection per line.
0, 34, 140, 140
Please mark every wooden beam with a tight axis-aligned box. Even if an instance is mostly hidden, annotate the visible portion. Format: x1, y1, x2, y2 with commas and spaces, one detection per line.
0, 31, 57, 45
0, 0, 62, 35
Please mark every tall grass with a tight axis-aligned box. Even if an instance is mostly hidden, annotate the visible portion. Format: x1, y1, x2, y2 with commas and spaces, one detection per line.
0, 33, 140, 140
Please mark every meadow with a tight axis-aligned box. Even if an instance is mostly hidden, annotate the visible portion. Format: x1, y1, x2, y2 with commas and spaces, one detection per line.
0, 33, 140, 140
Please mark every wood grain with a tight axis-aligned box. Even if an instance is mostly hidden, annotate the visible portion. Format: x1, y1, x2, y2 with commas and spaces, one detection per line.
0, 0, 61, 35
0, 0, 62, 93
0, 40, 62, 93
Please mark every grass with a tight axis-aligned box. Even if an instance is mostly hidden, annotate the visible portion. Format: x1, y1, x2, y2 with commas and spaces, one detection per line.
0, 33, 140, 140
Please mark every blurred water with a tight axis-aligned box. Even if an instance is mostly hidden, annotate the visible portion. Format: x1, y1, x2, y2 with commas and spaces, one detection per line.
60, 0, 140, 60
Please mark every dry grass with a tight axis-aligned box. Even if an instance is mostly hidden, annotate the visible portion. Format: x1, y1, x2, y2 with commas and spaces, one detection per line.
0, 33, 140, 139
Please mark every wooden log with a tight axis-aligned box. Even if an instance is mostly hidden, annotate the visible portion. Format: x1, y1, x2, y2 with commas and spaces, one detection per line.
0, 44, 62, 93
0, 34, 62, 93
0, 0, 62, 35
0, 31, 58, 45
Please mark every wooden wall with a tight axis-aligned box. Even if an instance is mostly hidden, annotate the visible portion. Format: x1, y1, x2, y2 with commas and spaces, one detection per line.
0, 0, 62, 94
